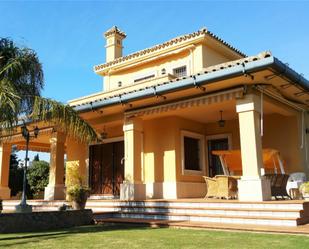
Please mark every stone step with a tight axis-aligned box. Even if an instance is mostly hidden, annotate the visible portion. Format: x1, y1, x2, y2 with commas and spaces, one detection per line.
3, 199, 308, 227
91, 206, 303, 218
94, 211, 301, 227
85, 200, 305, 211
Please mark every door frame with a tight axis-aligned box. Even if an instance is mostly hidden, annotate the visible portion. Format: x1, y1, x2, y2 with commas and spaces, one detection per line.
89, 136, 124, 196
205, 133, 232, 176
91, 136, 124, 145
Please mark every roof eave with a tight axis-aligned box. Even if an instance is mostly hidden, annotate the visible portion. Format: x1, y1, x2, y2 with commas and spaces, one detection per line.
74, 56, 309, 113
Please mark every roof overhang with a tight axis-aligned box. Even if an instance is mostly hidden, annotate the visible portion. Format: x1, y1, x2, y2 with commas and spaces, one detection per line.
73, 54, 309, 115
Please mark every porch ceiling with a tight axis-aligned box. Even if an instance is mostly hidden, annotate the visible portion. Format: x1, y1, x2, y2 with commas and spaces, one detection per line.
1, 127, 67, 153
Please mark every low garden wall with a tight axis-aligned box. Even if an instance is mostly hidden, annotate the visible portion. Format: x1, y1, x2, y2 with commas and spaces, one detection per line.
0, 209, 93, 233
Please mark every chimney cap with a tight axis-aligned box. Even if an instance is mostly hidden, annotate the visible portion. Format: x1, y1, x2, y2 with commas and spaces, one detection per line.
104, 26, 126, 39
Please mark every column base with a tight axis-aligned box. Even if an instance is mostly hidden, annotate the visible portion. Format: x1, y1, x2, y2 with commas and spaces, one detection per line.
120, 183, 146, 200
238, 177, 271, 201
0, 186, 11, 199
44, 185, 66, 200
15, 203, 32, 213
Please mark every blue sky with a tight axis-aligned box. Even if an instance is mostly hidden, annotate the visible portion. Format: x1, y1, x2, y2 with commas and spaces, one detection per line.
1, 0, 309, 104
1, 0, 309, 161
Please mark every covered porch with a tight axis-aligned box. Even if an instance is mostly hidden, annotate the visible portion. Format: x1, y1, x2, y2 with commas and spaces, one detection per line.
0, 124, 88, 201
120, 85, 308, 201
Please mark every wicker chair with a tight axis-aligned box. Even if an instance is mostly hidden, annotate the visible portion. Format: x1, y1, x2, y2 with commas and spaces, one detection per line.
215, 175, 238, 199
203, 176, 218, 198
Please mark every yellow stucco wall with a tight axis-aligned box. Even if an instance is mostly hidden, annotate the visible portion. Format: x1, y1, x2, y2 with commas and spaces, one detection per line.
201, 44, 231, 68
143, 116, 178, 184
66, 138, 88, 185
262, 113, 305, 174
103, 43, 235, 92
104, 50, 192, 91
141, 112, 307, 187
142, 116, 240, 185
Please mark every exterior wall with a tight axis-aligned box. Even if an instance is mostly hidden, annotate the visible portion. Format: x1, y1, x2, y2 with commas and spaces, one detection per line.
105, 125, 123, 138
103, 43, 235, 92
142, 116, 241, 198
201, 44, 231, 68
66, 138, 89, 185
263, 113, 307, 174
83, 111, 307, 199
104, 50, 193, 91
304, 114, 309, 176
143, 117, 177, 198
139, 111, 307, 199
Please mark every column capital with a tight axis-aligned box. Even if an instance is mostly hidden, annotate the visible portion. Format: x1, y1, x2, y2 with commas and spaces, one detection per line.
123, 118, 143, 132
50, 131, 66, 144
236, 93, 261, 113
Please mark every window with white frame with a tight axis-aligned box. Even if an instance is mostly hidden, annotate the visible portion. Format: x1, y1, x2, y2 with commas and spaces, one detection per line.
173, 66, 187, 78
181, 131, 205, 175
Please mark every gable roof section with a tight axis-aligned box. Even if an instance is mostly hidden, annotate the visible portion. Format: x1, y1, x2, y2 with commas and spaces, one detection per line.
94, 28, 246, 73
73, 51, 309, 112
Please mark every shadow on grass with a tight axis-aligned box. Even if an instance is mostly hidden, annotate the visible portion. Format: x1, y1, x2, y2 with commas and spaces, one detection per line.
0, 224, 154, 247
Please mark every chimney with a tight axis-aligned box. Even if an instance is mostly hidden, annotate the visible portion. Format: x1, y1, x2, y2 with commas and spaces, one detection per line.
104, 26, 126, 62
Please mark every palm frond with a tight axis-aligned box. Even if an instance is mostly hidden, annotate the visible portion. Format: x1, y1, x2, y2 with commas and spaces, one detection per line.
0, 78, 20, 131
0, 38, 44, 115
31, 96, 98, 143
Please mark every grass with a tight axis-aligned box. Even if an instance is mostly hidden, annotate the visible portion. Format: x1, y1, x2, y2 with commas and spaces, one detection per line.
0, 225, 309, 249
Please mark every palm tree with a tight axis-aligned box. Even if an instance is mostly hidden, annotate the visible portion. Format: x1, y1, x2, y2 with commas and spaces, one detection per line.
0, 38, 97, 142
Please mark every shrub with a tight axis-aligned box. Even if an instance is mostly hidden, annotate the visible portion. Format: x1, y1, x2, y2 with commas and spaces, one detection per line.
67, 185, 90, 202
27, 160, 49, 196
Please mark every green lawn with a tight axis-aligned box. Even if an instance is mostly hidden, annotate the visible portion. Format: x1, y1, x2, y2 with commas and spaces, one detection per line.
0, 225, 309, 249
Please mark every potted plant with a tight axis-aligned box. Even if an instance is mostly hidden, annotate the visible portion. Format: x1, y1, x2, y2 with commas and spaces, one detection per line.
67, 184, 90, 210
300, 182, 309, 200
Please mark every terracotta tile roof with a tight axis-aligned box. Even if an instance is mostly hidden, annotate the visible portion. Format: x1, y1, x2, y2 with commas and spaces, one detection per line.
200, 51, 271, 74
74, 51, 269, 107
94, 28, 246, 72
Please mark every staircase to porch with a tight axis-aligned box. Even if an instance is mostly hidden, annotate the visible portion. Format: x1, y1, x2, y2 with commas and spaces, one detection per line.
3, 199, 309, 228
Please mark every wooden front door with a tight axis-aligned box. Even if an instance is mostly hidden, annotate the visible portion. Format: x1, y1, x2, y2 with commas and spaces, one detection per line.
207, 138, 229, 177
89, 141, 124, 196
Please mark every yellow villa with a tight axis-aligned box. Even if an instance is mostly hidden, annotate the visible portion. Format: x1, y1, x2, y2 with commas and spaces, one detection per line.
1, 26, 309, 205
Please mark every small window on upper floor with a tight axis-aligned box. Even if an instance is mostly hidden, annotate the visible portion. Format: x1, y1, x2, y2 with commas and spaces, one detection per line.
173, 66, 187, 78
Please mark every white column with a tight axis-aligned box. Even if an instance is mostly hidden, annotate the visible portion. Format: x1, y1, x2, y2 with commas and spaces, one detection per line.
0, 143, 11, 199
44, 132, 66, 200
236, 93, 271, 201
120, 118, 146, 200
